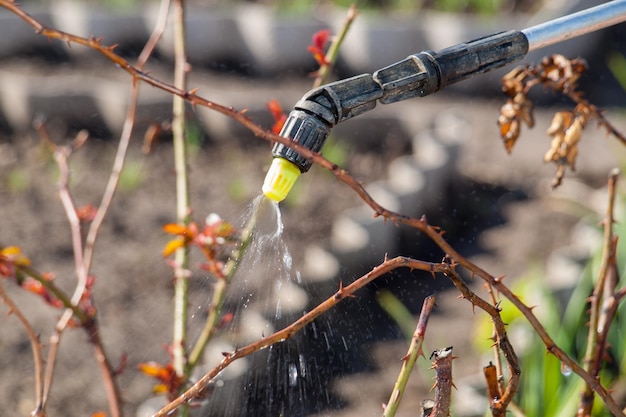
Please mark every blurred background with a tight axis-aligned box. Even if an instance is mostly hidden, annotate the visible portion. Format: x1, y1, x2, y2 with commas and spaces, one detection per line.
0, 1, 625, 416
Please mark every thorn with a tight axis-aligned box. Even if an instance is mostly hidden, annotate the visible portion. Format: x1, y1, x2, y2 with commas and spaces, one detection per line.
107, 43, 118, 52
401, 353, 410, 362
494, 275, 506, 283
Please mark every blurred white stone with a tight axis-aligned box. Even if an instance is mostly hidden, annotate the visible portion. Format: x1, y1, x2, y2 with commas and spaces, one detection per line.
302, 245, 340, 283
203, 338, 249, 380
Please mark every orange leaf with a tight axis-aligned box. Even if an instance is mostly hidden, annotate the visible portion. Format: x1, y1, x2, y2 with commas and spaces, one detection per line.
162, 238, 184, 257
266, 99, 288, 134
153, 384, 168, 394
308, 29, 331, 66
0, 246, 31, 267
138, 362, 170, 379
311, 29, 330, 52
163, 223, 189, 235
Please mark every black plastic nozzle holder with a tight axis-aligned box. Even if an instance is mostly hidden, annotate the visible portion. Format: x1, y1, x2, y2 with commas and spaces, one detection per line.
272, 30, 529, 172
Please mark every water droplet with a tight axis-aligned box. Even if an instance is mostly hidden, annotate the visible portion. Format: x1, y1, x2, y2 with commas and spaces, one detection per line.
289, 362, 298, 386
341, 336, 349, 351
299, 354, 307, 378
561, 362, 572, 376
275, 299, 282, 319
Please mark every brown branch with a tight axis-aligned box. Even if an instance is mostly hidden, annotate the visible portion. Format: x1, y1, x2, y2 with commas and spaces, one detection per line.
155, 256, 444, 416
0, 282, 46, 416
483, 363, 501, 413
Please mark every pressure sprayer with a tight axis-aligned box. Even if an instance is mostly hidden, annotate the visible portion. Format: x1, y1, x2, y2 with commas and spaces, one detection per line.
262, 0, 626, 202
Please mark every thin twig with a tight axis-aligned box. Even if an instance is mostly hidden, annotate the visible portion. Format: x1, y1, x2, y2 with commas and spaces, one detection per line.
47, 133, 123, 417
577, 168, 620, 416
383, 295, 436, 417
0, 282, 45, 416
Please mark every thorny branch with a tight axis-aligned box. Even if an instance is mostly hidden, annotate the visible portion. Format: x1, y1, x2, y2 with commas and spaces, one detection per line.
428, 346, 455, 417
154, 257, 446, 416
440, 263, 520, 415
383, 295, 436, 417
1, 2, 625, 416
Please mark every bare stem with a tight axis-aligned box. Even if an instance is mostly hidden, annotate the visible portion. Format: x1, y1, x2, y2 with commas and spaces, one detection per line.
383, 295, 436, 417
171, 0, 191, 401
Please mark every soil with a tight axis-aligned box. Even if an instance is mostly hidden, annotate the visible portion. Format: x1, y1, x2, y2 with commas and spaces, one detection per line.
1, 72, 625, 417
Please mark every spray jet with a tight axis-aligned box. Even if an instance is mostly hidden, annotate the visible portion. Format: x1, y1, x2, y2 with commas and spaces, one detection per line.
262, 0, 626, 202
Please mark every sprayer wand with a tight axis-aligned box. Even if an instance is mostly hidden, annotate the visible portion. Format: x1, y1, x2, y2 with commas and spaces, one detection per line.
262, 0, 626, 202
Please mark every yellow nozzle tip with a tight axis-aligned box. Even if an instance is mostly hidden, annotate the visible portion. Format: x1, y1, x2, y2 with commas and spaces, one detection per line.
262, 158, 301, 202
